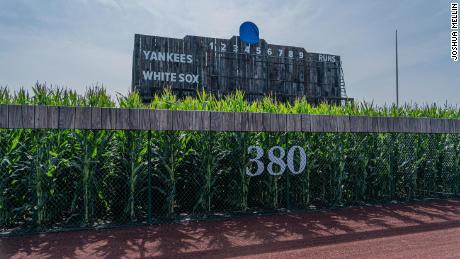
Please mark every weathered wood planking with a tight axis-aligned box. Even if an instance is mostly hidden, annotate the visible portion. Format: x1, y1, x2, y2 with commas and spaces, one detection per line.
321, 115, 338, 132
8, 105, 23, 128
0, 105, 7, 128
75, 107, 92, 129
115, 108, 130, 130
252, 113, 264, 132
270, 114, 286, 132
91, 108, 102, 130
47, 106, 59, 129
22, 105, 35, 128
377, 117, 393, 133
1, 105, 460, 134
139, 109, 151, 130
286, 114, 302, 132
34, 106, 48, 129
453, 120, 460, 134
192, 111, 210, 131
101, 108, 116, 130
59, 106, 75, 129
336, 116, 350, 132
210, 112, 223, 131
132, 34, 344, 104
173, 110, 192, 131
128, 109, 140, 130
239, 112, 253, 131
152, 109, 172, 130
310, 115, 324, 132
301, 115, 312, 132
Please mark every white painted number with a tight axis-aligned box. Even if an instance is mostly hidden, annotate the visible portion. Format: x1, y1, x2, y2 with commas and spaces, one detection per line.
210, 42, 227, 52
267, 146, 286, 176
278, 49, 284, 57
287, 146, 307, 174
246, 146, 307, 176
246, 146, 264, 176
212, 42, 305, 59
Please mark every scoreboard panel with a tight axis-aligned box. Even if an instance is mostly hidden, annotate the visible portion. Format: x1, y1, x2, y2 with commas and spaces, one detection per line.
132, 34, 343, 103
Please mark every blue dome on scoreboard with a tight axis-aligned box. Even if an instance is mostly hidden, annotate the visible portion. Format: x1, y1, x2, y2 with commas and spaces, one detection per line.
239, 21, 259, 44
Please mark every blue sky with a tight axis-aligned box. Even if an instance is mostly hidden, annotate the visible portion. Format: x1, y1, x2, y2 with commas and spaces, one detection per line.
0, 0, 458, 105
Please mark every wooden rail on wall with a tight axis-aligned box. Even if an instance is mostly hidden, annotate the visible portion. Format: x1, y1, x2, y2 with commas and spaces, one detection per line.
1, 104, 460, 133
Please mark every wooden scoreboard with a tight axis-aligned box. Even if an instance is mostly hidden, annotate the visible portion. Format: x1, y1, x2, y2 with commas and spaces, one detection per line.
132, 34, 347, 103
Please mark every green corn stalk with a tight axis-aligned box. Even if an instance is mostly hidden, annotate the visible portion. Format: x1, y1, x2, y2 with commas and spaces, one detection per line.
33, 130, 52, 226
373, 133, 393, 201
454, 135, 460, 195
440, 134, 458, 195
235, 132, 251, 211
301, 133, 311, 207
192, 132, 218, 213
0, 129, 26, 226
219, 131, 252, 212
395, 134, 418, 200
82, 133, 94, 224
154, 132, 189, 217
126, 131, 146, 221
72, 130, 96, 224
0, 131, 6, 225
264, 133, 280, 209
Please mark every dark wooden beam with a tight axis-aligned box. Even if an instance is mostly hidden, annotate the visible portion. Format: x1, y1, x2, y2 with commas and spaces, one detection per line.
1, 105, 460, 134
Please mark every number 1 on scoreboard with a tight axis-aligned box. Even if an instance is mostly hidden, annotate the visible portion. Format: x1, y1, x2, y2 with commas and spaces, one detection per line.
209, 42, 227, 52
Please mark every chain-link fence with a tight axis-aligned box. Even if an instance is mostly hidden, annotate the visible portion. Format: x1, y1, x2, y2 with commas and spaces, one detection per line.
1, 129, 460, 235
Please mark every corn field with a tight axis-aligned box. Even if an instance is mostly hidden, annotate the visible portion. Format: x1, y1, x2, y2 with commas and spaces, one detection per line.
1, 84, 460, 234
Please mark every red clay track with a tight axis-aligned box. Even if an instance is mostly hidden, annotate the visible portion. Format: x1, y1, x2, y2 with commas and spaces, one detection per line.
2, 199, 460, 258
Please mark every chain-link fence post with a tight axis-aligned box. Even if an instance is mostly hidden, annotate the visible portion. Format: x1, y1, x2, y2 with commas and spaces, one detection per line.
147, 130, 152, 224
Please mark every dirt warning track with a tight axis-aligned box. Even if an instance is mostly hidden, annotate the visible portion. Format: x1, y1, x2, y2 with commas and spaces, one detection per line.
2, 199, 460, 258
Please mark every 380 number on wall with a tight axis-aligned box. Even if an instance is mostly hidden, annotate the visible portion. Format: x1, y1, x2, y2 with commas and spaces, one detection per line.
246, 146, 307, 176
